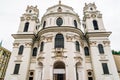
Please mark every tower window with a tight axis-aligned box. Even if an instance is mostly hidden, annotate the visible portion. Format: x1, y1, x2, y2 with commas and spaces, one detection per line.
84, 47, 89, 56
43, 21, 46, 29
13, 64, 20, 74
29, 10, 32, 13
74, 20, 77, 28
24, 22, 29, 32
18, 45, 24, 55
55, 34, 64, 48
98, 44, 104, 54
75, 41, 80, 52
93, 20, 99, 30
32, 47, 37, 56
56, 17, 63, 27
102, 63, 109, 74
40, 42, 44, 52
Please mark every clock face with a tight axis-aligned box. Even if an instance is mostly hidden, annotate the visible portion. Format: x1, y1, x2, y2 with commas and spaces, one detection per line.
56, 17, 63, 26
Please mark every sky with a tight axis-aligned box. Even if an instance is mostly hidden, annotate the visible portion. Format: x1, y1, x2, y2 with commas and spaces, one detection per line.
0, 0, 120, 51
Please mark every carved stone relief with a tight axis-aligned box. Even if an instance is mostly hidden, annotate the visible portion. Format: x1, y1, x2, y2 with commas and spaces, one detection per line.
103, 41, 110, 46
52, 48, 67, 59
89, 41, 97, 46
25, 42, 33, 47
21, 17, 25, 21
13, 43, 20, 47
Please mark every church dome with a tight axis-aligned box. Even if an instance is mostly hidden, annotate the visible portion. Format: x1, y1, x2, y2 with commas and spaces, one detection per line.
40, 2, 81, 29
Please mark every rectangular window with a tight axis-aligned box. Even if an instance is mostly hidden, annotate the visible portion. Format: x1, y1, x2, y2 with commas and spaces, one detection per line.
29, 77, 33, 80
13, 64, 20, 74
88, 77, 93, 80
102, 63, 109, 74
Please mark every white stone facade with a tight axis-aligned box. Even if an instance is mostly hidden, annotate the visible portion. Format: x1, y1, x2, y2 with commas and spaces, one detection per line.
5, 2, 120, 80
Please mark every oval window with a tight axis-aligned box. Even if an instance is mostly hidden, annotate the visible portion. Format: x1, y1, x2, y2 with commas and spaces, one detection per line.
56, 17, 63, 26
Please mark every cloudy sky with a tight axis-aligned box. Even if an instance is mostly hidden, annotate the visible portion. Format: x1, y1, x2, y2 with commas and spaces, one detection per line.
0, 0, 120, 51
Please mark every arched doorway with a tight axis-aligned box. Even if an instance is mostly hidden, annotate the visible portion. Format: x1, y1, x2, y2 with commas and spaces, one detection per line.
53, 61, 65, 80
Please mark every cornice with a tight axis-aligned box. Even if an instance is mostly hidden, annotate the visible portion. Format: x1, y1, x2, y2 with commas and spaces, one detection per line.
42, 12, 80, 22
37, 27, 85, 39
44, 12, 78, 17
12, 34, 36, 39
86, 32, 112, 37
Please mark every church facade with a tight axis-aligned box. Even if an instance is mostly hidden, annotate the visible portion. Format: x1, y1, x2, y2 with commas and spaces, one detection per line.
5, 2, 120, 80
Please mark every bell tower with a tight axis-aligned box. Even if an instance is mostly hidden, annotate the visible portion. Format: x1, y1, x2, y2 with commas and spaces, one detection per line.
17, 6, 39, 34
5, 6, 40, 80
82, 3, 120, 80
83, 3, 106, 33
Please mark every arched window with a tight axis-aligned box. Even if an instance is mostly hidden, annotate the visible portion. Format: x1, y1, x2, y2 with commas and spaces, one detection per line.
40, 42, 44, 52
18, 45, 24, 55
24, 22, 29, 32
74, 20, 77, 28
55, 34, 64, 48
32, 47, 37, 56
98, 44, 104, 54
43, 21, 46, 29
84, 47, 89, 56
75, 41, 80, 52
93, 20, 99, 30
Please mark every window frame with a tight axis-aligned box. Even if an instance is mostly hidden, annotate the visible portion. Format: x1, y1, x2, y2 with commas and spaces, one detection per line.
24, 22, 29, 32
98, 44, 104, 54
56, 17, 63, 27
74, 20, 77, 28
18, 45, 24, 55
55, 34, 64, 48
13, 64, 20, 74
75, 41, 80, 52
93, 20, 99, 30
43, 21, 46, 29
102, 63, 109, 74
32, 47, 37, 56
84, 47, 89, 56
40, 42, 44, 52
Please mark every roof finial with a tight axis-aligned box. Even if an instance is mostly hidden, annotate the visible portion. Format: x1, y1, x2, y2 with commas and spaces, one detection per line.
59, 0, 61, 5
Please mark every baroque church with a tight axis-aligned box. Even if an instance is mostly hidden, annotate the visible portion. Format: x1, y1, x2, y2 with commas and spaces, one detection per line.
5, 1, 120, 80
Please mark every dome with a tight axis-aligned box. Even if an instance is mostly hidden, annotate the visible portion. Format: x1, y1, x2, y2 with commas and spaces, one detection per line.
40, 2, 81, 29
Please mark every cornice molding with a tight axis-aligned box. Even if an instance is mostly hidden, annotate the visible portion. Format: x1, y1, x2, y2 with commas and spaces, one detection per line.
86, 32, 111, 37
38, 27, 84, 39
12, 34, 36, 39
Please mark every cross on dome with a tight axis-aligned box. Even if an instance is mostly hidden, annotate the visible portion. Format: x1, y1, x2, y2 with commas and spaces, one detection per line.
59, 0, 61, 4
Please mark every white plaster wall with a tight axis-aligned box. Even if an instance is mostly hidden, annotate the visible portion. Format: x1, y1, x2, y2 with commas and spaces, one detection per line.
89, 37, 120, 80
5, 39, 33, 80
